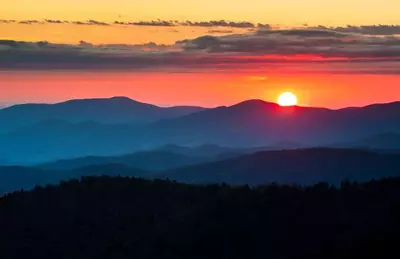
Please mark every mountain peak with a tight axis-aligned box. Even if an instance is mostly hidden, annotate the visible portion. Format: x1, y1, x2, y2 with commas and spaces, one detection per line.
57, 96, 157, 109
109, 96, 135, 102
231, 99, 278, 108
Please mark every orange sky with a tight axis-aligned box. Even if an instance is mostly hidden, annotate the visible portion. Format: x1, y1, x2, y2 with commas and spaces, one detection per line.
1, 0, 399, 108
0, 23, 248, 45
2, 0, 400, 25
1, 71, 399, 108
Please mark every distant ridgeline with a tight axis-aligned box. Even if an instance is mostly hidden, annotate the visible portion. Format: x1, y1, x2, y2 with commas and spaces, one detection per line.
0, 97, 399, 164
1, 148, 400, 193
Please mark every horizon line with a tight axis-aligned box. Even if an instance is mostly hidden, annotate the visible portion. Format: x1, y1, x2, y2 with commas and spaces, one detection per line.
1, 96, 399, 111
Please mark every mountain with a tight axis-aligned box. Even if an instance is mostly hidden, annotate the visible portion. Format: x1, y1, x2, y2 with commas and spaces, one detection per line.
36, 144, 308, 171
3, 175, 400, 259
159, 148, 400, 185
157, 142, 305, 158
0, 119, 141, 163
2, 148, 400, 193
37, 151, 211, 171
332, 132, 400, 150
157, 144, 244, 157
0, 164, 148, 194
2, 175, 400, 259
0, 96, 205, 133
143, 100, 400, 147
0, 99, 399, 163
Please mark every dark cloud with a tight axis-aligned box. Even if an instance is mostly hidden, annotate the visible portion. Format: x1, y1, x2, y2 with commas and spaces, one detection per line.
19, 20, 42, 24
257, 23, 271, 29
72, 20, 109, 26
3, 18, 399, 35
310, 25, 400, 35
1, 29, 400, 73
0, 19, 16, 24
131, 20, 175, 27
79, 40, 93, 47
113, 20, 265, 29
45, 19, 66, 24
264, 29, 346, 37
180, 29, 400, 59
207, 29, 234, 34
115, 20, 175, 26
72, 21, 86, 25
87, 20, 109, 26
72, 20, 110, 26
180, 20, 255, 28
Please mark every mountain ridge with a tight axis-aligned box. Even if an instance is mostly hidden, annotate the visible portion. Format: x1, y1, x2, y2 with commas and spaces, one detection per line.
0, 98, 399, 163
2, 148, 400, 193
0, 96, 206, 133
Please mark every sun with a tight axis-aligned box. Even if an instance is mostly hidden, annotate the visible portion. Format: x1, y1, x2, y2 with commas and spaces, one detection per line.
278, 92, 297, 106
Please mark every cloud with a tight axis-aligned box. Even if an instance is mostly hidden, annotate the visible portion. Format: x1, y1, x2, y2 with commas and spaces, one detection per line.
309, 25, 400, 35
2, 18, 399, 35
0, 39, 177, 70
257, 23, 271, 29
116, 20, 175, 26
19, 20, 43, 25
1, 29, 400, 74
113, 20, 261, 28
72, 20, 110, 26
180, 29, 400, 59
0, 19, 16, 24
0, 18, 269, 29
207, 29, 234, 34
180, 20, 256, 28
45, 19, 66, 24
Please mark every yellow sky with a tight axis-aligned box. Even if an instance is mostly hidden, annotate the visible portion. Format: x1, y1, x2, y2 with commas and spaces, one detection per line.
0, 23, 249, 44
2, 0, 400, 26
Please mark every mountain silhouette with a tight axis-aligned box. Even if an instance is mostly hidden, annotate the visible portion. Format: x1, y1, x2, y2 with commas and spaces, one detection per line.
145, 100, 400, 147
0, 164, 148, 194
332, 132, 400, 150
0, 96, 205, 133
2, 148, 400, 193
159, 148, 400, 185
157, 144, 243, 157
0, 99, 399, 163
2, 175, 400, 259
37, 151, 211, 171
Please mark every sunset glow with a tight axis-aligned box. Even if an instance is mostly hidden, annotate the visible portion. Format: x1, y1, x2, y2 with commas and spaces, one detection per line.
0, 0, 399, 108
278, 92, 298, 106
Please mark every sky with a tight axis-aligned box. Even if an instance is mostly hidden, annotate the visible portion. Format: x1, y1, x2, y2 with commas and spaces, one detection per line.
2, 0, 400, 25
1, 0, 400, 108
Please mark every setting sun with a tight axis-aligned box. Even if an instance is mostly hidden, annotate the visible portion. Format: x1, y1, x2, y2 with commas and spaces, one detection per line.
278, 92, 298, 106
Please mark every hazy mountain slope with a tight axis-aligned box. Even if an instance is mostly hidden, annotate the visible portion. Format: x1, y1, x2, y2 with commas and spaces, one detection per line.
0, 164, 148, 194
0, 99, 399, 163
332, 132, 400, 150
0, 97, 205, 133
157, 144, 244, 157
2, 148, 400, 193
37, 151, 210, 171
0, 120, 142, 163
142, 100, 400, 147
160, 148, 400, 185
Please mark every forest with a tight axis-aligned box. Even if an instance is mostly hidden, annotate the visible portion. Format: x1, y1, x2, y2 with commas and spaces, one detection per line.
1, 175, 399, 259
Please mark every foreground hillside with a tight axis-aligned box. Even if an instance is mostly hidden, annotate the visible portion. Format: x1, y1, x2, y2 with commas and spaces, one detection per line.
1, 176, 400, 259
